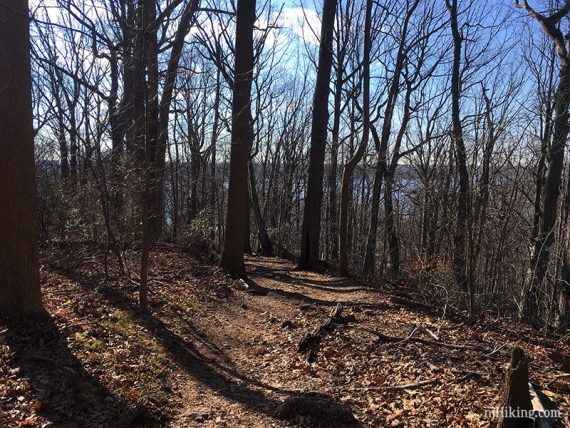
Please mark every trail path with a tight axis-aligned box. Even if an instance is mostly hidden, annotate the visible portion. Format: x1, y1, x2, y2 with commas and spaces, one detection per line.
172, 256, 383, 427
169, 256, 569, 427
4, 247, 568, 428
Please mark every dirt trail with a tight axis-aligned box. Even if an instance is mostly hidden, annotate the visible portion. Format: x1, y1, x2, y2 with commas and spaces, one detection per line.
170, 256, 570, 427
172, 256, 383, 427
3, 249, 569, 427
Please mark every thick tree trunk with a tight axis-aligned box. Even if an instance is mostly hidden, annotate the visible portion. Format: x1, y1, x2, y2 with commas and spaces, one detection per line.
298, 0, 337, 271
0, 0, 45, 317
221, 0, 256, 276
244, 196, 252, 255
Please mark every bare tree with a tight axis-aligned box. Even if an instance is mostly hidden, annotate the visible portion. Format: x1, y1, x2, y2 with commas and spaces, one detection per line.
338, 0, 372, 275
298, 0, 338, 271
516, 0, 570, 322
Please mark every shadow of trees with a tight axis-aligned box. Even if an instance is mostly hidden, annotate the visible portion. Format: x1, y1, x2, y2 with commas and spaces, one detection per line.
49, 265, 358, 426
242, 274, 391, 311
1, 315, 152, 427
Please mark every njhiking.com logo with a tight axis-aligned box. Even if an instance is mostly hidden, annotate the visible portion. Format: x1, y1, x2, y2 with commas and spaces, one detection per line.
485, 407, 561, 420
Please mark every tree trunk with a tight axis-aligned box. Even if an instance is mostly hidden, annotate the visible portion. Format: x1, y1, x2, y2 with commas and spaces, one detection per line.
384, 169, 400, 274
298, 0, 338, 271
557, 171, 570, 329
249, 162, 273, 256
327, 50, 344, 261
210, 67, 221, 238
221, 0, 256, 276
447, 0, 474, 317
362, 0, 417, 277
151, 0, 200, 241
383, 78, 412, 276
524, 63, 570, 320
143, 0, 160, 242
361, 128, 386, 278
108, 49, 124, 230
517, 0, 570, 321
338, 0, 372, 276
0, 0, 45, 317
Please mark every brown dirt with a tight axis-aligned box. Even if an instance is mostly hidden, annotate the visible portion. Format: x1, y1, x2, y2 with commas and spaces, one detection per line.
1, 246, 569, 427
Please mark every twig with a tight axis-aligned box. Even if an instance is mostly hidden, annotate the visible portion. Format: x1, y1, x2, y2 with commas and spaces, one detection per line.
424, 327, 439, 341
385, 326, 419, 347
385, 378, 439, 390
485, 343, 506, 358
349, 372, 481, 392
358, 326, 489, 352
547, 373, 570, 387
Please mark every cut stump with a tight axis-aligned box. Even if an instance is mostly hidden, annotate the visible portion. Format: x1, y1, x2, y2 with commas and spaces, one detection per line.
497, 347, 533, 428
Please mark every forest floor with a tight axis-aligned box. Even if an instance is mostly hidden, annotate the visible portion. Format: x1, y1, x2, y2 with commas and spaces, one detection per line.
1, 243, 570, 427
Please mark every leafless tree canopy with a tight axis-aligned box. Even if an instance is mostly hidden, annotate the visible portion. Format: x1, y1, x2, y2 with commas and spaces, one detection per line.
3, 0, 570, 329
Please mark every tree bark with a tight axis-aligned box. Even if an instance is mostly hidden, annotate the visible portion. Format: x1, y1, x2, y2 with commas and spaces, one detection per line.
517, 0, 570, 322
298, 0, 338, 271
447, 0, 474, 317
221, 0, 256, 276
497, 348, 533, 428
338, 0, 372, 276
0, 0, 45, 317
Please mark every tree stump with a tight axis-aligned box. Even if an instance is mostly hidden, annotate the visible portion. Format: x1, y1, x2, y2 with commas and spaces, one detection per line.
497, 347, 533, 428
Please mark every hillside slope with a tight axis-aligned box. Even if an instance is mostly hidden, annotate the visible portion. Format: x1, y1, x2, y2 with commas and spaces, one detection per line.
1, 245, 569, 427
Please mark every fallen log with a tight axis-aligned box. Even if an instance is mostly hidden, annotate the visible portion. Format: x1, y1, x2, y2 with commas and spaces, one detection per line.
298, 303, 345, 361
529, 383, 557, 428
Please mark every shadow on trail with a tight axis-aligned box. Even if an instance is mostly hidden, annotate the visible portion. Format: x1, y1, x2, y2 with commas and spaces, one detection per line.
51, 265, 354, 424
241, 275, 391, 312
247, 261, 381, 294
0, 315, 150, 427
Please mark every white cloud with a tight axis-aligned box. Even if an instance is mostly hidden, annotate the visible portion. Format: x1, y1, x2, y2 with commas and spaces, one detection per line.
277, 6, 320, 46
